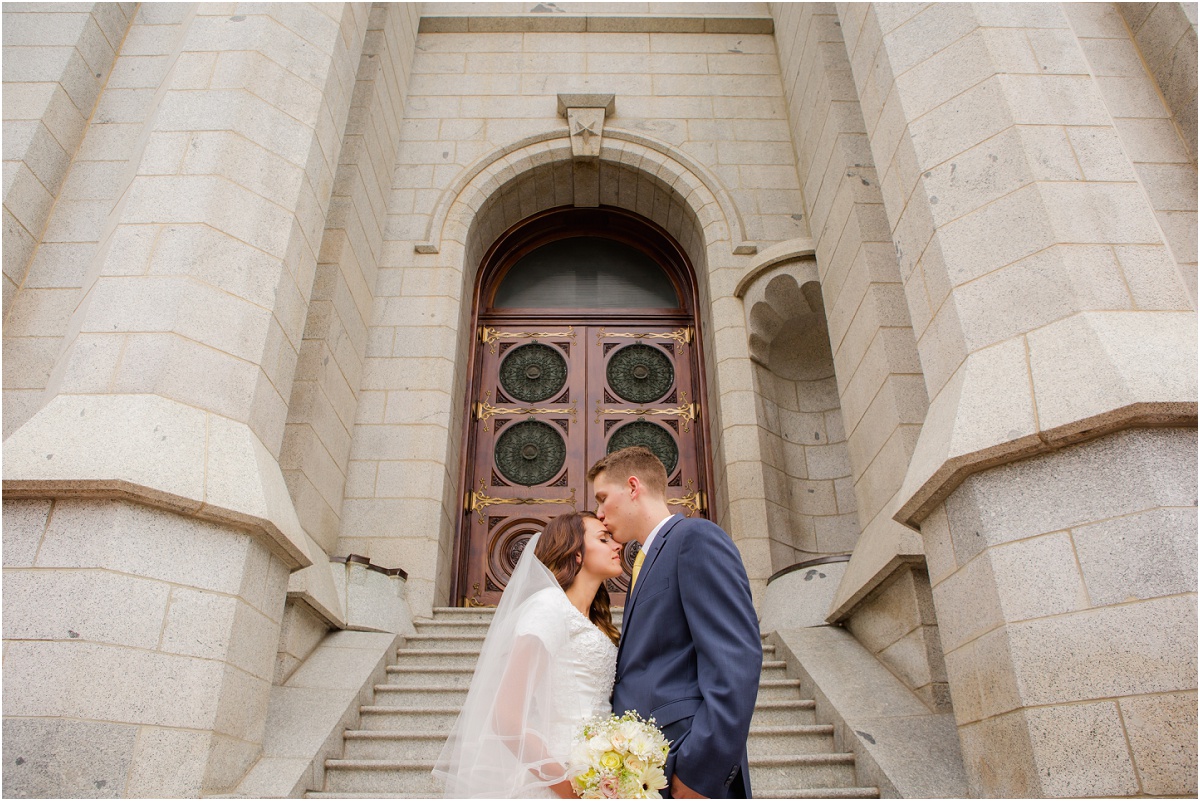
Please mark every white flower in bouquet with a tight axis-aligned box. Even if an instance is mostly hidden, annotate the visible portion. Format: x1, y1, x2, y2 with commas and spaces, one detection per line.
568, 711, 671, 799
588, 734, 613, 754
618, 720, 643, 745
626, 732, 654, 760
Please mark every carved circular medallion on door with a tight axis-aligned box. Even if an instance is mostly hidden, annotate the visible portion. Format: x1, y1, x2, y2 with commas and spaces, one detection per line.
607, 343, 674, 403
487, 518, 543, 590
494, 420, 567, 486
607, 420, 679, 474
499, 343, 568, 402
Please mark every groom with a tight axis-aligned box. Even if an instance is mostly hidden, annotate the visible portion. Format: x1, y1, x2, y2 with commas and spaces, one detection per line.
591, 447, 761, 798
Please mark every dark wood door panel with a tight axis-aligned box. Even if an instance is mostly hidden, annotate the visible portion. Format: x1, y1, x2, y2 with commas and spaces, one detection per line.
459, 319, 708, 607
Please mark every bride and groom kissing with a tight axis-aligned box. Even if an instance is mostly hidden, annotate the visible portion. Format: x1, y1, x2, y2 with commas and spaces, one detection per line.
435, 446, 763, 798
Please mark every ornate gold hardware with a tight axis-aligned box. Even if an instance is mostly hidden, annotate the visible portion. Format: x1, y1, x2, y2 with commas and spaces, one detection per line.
668, 480, 707, 516
463, 582, 488, 607
597, 326, 693, 353
474, 390, 577, 431
480, 325, 576, 353
465, 481, 577, 523
593, 391, 698, 433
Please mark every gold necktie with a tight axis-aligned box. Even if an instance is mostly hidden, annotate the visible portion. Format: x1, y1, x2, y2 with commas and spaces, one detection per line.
629, 549, 646, 591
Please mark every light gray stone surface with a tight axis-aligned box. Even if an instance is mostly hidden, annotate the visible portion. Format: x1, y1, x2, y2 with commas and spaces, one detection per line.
232, 630, 399, 798
123, 726, 209, 798
3, 395, 314, 571
1, 499, 51, 568
760, 560, 847, 631
2, 496, 292, 796
1071, 507, 1198, 606
2, 568, 170, 649
772, 626, 967, 798
275, 600, 332, 686
2, 718, 138, 799
1119, 690, 1199, 796
926, 426, 1198, 796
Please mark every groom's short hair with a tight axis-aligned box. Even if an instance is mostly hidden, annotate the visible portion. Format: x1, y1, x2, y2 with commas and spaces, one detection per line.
587, 446, 668, 498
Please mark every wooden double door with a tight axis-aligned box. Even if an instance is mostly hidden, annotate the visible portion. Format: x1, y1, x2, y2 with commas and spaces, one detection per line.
458, 317, 709, 607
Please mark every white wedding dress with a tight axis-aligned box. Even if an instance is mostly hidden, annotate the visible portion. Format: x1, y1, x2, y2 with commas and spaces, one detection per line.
433, 535, 618, 798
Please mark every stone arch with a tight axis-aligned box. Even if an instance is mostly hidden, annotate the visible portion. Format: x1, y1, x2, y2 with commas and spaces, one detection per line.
423, 129, 776, 606
738, 253, 861, 569
417, 127, 757, 257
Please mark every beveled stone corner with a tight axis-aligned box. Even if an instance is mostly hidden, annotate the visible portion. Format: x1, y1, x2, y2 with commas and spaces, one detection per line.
556, 92, 616, 118
2, 394, 315, 571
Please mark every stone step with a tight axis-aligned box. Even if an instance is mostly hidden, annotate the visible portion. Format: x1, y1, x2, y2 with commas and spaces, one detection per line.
760, 664, 789, 681
429, 607, 495, 620
370, 685, 468, 708
425, 607, 628, 624
747, 724, 836, 756
383, 656, 784, 683
323, 754, 859, 795
402, 632, 487, 650
755, 678, 804, 701
411, 620, 492, 637
749, 753, 858, 791
323, 760, 441, 795
751, 699, 817, 726
357, 706, 459, 732
306, 794, 435, 799
308, 792, 880, 801
384, 664, 476, 688
379, 661, 787, 695
342, 730, 448, 761
340, 722, 839, 762
756, 788, 880, 799
391, 648, 479, 669
317, 610, 873, 797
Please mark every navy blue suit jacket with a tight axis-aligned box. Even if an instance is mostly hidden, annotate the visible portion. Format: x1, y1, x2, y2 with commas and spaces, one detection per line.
611, 514, 761, 798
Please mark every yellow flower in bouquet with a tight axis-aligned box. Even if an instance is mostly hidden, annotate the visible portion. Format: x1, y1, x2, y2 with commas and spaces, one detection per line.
568, 711, 672, 799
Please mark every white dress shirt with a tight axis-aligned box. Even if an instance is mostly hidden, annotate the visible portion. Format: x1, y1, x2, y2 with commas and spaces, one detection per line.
640, 513, 676, 558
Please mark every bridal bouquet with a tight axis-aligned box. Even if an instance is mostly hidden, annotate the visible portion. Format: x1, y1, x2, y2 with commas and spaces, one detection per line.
568, 711, 671, 799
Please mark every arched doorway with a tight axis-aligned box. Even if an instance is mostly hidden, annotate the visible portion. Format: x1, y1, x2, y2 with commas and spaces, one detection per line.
454, 207, 712, 607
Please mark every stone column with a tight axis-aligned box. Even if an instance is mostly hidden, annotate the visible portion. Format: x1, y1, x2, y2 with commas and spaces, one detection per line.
3, 4, 367, 796
839, 3, 1197, 796
2, 3, 134, 317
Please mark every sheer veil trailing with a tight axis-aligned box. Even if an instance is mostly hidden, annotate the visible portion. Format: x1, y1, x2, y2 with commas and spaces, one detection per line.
433, 533, 581, 797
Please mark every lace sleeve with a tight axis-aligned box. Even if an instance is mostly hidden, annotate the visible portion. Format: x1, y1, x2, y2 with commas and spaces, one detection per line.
433, 536, 575, 798
491, 632, 568, 782
514, 589, 571, 651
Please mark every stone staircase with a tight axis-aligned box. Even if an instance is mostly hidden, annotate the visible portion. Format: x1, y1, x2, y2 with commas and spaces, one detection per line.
307, 608, 878, 798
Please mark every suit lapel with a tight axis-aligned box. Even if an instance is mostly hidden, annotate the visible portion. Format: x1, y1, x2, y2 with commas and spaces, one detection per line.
617, 515, 682, 661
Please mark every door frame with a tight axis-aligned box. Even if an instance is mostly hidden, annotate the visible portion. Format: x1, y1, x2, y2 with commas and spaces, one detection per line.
451, 205, 716, 606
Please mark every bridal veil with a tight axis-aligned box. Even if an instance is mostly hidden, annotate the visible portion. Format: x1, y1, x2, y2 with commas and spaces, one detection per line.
432, 533, 582, 797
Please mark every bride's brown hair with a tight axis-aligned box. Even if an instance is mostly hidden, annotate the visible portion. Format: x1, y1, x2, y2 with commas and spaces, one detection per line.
534, 511, 621, 645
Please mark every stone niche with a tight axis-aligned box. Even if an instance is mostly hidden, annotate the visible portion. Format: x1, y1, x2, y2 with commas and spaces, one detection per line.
745, 264, 861, 572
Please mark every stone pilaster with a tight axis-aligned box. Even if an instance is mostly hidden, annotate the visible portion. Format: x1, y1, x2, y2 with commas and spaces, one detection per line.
838, 3, 1197, 795
770, 2, 930, 626
2, 3, 134, 317
923, 429, 1196, 797
3, 4, 369, 795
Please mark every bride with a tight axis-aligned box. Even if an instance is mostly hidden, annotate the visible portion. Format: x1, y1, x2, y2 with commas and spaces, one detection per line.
433, 511, 624, 797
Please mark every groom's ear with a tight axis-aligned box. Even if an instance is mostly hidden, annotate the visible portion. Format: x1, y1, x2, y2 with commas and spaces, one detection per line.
627, 474, 643, 500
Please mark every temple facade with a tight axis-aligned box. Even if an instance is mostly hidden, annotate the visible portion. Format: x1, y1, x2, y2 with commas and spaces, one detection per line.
3, 3, 1196, 798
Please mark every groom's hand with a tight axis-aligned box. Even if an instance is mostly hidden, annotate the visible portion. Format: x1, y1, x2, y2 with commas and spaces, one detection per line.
670, 774, 707, 799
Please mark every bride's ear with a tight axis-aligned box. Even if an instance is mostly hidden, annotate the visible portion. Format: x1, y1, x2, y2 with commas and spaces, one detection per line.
575, 551, 583, 564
